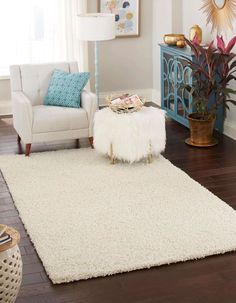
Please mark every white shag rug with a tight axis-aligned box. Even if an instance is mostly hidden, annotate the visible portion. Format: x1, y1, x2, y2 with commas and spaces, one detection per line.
1, 149, 236, 284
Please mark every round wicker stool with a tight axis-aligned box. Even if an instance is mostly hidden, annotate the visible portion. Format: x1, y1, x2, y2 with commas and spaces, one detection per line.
0, 227, 22, 303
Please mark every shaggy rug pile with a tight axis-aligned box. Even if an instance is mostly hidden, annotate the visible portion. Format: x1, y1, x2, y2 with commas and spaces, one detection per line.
0, 149, 236, 284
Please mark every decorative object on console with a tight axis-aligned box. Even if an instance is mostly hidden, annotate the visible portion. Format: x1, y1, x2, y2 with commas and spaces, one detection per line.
44, 70, 90, 108
201, 0, 236, 33
189, 25, 202, 44
77, 13, 116, 105
159, 44, 224, 133
94, 106, 166, 163
0, 226, 22, 303
99, 0, 140, 37
107, 93, 145, 113
163, 34, 185, 46
183, 37, 236, 147
176, 40, 186, 48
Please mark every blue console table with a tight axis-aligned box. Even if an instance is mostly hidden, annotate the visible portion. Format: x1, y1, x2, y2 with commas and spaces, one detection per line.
160, 44, 223, 132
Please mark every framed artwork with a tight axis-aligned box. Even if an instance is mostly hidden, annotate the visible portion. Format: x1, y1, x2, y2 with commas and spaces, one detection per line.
98, 0, 140, 37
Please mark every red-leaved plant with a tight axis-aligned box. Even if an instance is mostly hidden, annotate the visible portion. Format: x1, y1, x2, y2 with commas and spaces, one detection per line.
183, 35, 236, 119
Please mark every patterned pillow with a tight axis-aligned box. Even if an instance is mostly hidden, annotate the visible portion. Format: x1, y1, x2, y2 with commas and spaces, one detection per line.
44, 70, 90, 108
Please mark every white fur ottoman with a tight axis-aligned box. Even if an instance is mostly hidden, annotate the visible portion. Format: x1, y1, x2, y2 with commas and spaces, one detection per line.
94, 107, 166, 163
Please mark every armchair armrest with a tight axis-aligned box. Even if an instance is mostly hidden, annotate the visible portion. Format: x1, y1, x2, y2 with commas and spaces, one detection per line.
81, 90, 98, 137
12, 92, 33, 144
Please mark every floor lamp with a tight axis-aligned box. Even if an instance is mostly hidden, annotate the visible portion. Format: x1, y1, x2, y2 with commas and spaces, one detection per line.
77, 13, 116, 107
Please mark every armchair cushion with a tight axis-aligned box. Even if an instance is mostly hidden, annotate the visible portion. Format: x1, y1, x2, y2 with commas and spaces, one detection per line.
44, 70, 90, 108
32, 105, 88, 134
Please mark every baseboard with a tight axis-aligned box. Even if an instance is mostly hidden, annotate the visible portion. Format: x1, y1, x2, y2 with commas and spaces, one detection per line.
224, 120, 236, 140
151, 89, 161, 106
0, 100, 12, 116
99, 89, 155, 106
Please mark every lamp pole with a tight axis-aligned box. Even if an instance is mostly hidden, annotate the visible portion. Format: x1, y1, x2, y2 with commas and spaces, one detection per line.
94, 41, 99, 107
77, 13, 116, 109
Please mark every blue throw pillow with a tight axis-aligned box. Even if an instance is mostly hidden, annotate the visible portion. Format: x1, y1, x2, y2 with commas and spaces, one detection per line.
44, 69, 90, 108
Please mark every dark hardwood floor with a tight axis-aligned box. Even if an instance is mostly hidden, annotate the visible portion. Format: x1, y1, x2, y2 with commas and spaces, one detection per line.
0, 115, 236, 303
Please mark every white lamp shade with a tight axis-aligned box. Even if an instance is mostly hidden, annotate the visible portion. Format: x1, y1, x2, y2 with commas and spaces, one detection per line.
77, 13, 116, 41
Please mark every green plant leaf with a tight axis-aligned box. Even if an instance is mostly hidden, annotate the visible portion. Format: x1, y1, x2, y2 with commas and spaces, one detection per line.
226, 75, 236, 82
226, 99, 236, 106
225, 103, 230, 110
224, 88, 236, 95
229, 59, 236, 70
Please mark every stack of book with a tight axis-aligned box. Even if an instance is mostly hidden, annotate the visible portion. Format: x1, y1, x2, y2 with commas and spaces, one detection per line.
0, 224, 12, 246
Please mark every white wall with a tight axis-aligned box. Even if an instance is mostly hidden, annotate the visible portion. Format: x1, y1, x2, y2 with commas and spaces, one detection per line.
182, 0, 211, 43
0, 77, 11, 114
88, 0, 153, 98
153, 0, 182, 102
153, 0, 172, 101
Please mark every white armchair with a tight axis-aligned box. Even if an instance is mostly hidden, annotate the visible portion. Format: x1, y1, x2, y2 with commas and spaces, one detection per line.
10, 62, 97, 156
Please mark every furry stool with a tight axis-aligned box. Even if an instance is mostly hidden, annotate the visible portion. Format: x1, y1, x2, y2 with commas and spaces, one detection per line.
94, 107, 166, 163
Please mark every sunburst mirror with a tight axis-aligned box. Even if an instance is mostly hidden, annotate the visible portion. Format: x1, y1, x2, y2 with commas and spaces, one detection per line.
213, 0, 226, 8
201, 0, 236, 33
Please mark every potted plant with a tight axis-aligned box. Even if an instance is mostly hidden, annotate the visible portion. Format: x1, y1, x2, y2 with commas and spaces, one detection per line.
183, 36, 236, 147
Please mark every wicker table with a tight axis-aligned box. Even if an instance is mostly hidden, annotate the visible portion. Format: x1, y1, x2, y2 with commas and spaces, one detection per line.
0, 227, 22, 303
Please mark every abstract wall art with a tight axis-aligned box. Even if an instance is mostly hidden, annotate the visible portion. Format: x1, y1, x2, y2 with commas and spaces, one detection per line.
98, 0, 140, 37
